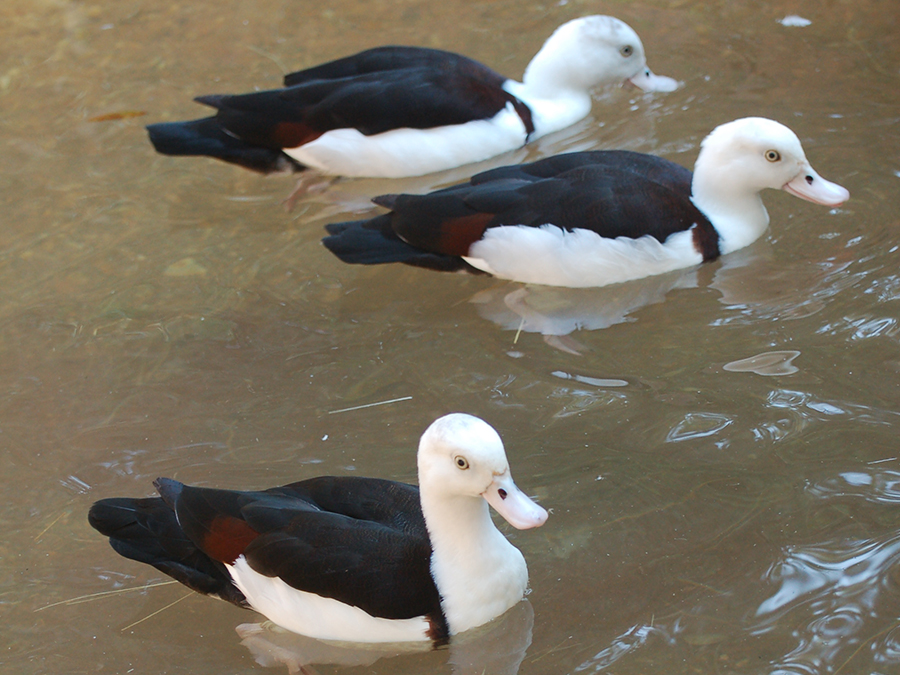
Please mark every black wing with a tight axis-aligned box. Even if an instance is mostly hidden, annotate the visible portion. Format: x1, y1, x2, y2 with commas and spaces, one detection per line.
243, 511, 439, 621
284, 46, 487, 86
165, 476, 442, 621
390, 151, 708, 249
198, 47, 531, 150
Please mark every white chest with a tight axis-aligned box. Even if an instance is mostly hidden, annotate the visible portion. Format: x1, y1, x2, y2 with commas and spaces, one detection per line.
430, 527, 529, 635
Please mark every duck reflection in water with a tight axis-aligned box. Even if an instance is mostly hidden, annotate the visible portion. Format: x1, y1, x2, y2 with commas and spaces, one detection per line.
470, 239, 852, 355
236, 599, 534, 675
469, 264, 699, 355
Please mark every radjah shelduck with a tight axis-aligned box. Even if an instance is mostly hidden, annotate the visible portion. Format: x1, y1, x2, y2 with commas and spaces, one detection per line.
88, 414, 548, 644
146, 16, 676, 178
323, 117, 850, 287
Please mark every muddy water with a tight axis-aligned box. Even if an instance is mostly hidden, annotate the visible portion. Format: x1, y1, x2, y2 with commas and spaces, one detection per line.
2, 0, 899, 673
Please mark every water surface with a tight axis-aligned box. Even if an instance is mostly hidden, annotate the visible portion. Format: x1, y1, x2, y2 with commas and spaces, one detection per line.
3, 0, 899, 673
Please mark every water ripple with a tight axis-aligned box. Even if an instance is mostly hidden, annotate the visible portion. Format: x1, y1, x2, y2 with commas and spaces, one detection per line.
808, 469, 900, 504
866, 274, 900, 303
574, 623, 675, 673
753, 533, 900, 672
878, 625, 900, 664
666, 412, 733, 443
767, 389, 900, 427
711, 259, 860, 326
816, 315, 900, 342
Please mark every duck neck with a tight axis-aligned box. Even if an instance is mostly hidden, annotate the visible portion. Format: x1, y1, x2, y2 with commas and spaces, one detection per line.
421, 491, 527, 635
691, 163, 771, 255
519, 34, 600, 99
506, 74, 592, 139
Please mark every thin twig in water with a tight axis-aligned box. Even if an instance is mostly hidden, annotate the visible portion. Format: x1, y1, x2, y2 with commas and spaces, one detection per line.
834, 619, 900, 675
513, 316, 526, 345
34, 511, 67, 542
677, 577, 729, 596
34, 581, 179, 612
328, 396, 413, 415
528, 636, 580, 663
120, 591, 193, 632
247, 45, 289, 75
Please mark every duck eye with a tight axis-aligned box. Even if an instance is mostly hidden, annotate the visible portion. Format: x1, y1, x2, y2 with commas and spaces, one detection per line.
765, 149, 781, 162
620, 45, 633, 57
454, 456, 469, 470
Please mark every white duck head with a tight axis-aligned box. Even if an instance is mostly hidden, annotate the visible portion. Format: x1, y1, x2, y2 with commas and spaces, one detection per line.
417, 413, 547, 530
416, 413, 547, 635
522, 15, 678, 98
691, 117, 850, 254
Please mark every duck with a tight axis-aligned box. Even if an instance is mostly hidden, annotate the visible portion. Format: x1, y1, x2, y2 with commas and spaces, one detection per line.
322, 117, 850, 288
146, 15, 676, 179
87, 413, 548, 644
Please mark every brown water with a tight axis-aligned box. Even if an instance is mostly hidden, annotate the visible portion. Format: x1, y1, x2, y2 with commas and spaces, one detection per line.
3, 0, 899, 673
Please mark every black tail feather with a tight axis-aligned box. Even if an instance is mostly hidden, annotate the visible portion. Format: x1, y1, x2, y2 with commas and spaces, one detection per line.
88, 494, 246, 606
194, 94, 228, 110
146, 118, 304, 175
322, 216, 472, 273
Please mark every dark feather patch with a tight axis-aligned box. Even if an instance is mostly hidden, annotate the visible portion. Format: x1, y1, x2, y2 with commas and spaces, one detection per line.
200, 515, 260, 564
691, 220, 721, 260
271, 121, 325, 149
427, 613, 451, 645
426, 213, 494, 256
